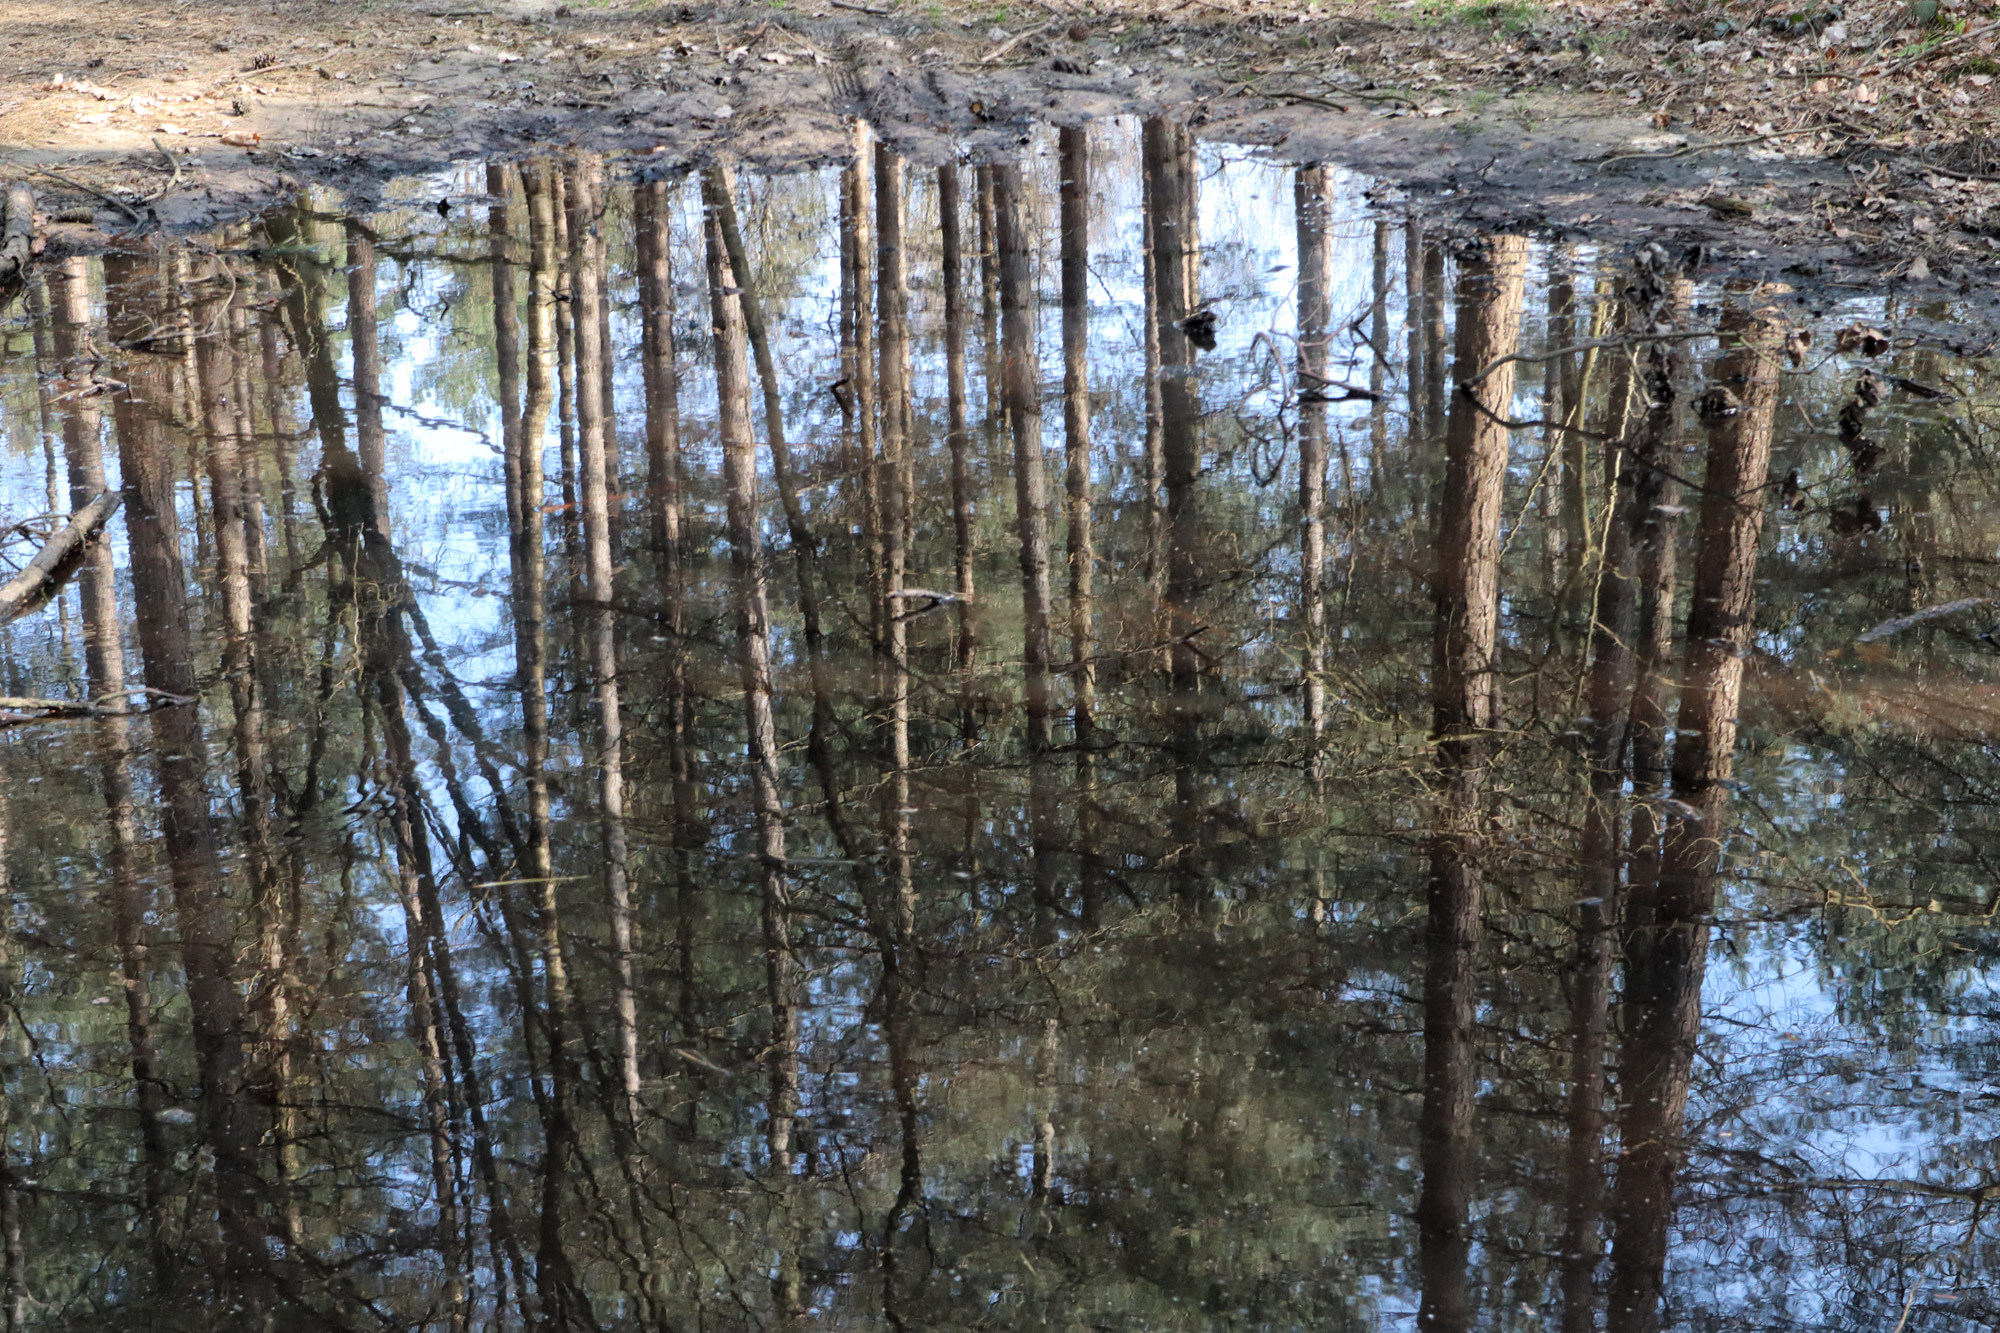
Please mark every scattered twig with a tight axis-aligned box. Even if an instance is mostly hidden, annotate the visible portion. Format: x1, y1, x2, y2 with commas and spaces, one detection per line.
26, 166, 144, 225
1591, 125, 1829, 168
1882, 18, 2000, 72
826, 0, 891, 13
981, 22, 1055, 63
139, 138, 182, 205
1254, 83, 1419, 109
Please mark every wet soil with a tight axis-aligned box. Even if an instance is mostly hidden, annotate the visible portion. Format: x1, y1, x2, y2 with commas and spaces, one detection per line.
11, 0, 2000, 334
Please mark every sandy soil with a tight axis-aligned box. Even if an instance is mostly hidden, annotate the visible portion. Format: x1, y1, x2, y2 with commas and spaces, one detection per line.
8, 0, 2000, 332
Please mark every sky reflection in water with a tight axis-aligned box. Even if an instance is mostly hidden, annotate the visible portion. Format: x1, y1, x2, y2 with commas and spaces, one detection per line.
0, 117, 1996, 1331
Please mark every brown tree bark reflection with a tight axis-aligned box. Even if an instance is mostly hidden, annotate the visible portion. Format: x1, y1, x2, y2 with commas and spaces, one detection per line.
992, 159, 1064, 943
518, 160, 593, 1328
1059, 129, 1108, 926
1607, 294, 1783, 1333
635, 174, 707, 1055
566, 155, 644, 1134
1143, 119, 1210, 915
1418, 232, 1527, 1333
107, 249, 274, 1320
49, 258, 173, 1281
1295, 166, 1332, 743
938, 164, 979, 737
702, 170, 800, 1180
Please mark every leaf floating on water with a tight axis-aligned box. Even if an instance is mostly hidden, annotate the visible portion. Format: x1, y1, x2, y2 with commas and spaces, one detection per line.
1854, 597, 1991, 644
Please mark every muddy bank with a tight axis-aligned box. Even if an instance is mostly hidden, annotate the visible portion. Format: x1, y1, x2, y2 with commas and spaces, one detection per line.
7, 0, 2000, 332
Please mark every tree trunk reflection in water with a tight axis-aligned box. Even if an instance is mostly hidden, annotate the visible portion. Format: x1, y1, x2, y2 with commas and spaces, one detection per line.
992, 159, 1063, 944
335, 237, 476, 1333
1295, 165, 1331, 743
876, 143, 918, 950
1625, 267, 1694, 930
1418, 232, 1527, 1333
50, 257, 173, 1284
1060, 126, 1097, 748
1059, 127, 1107, 925
518, 159, 592, 1328
637, 174, 705, 1054
192, 245, 300, 1263
1560, 258, 1649, 1333
108, 250, 273, 1322
1607, 295, 1782, 1333
1143, 118, 1208, 914
703, 170, 800, 1179
566, 154, 643, 1135
939, 163, 979, 737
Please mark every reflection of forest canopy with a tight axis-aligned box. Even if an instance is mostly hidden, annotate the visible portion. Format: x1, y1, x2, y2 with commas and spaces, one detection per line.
0, 118, 1993, 1330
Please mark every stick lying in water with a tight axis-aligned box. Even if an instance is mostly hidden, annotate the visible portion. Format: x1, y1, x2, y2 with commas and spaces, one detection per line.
1855, 596, 1991, 644
0, 490, 123, 627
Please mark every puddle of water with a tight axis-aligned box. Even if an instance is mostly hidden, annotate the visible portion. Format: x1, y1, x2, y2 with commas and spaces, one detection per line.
0, 117, 1997, 1329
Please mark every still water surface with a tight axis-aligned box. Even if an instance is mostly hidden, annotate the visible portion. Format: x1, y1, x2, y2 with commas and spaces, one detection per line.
0, 118, 1995, 1330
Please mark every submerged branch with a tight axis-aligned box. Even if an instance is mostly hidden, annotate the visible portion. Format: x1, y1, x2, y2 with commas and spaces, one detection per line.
0, 490, 123, 626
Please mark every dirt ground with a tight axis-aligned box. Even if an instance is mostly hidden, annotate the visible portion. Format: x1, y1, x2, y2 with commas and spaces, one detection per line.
8, 0, 2000, 333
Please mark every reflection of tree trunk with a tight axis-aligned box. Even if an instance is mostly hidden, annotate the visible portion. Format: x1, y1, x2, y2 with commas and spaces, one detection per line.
1545, 248, 1581, 571
491, 164, 527, 541
993, 163, 1056, 757
993, 160, 1063, 942
1140, 155, 1166, 595
1146, 118, 1201, 681
1608, 297, 1782, 1333
518, 160, 590, 1328
977, 167, 1003, 489
1431, 237, 1527, 744
50, 259, 172, 1280
347, 223, 390, 531
1404, 218, 1425, 471
1560, 281, 1647, 1333
1060, 126, 1096, 748
878, 922, 927, 1332
553, 174, 581, 563
1422, 240, 1447, 455
1295, 166, 1331, 741
255, 279, 303, 572
1145, 119, 1207, 913
636, 179, 683, 557
704, 173, 799, 1174
1625, 275, 1693, 916
566, 155, 644, 1132
192, 257, 301, 1262
1059, 134, 1106, 927
876, 145, 918, 948
636, 176, 704, 1053
107, 253, 272, 1319
0, 789, 20, 1333
939, 164, 979, 738
1418, 233, 1527, 1333
846, 130, 882, 643
1368, 217, 1389, 488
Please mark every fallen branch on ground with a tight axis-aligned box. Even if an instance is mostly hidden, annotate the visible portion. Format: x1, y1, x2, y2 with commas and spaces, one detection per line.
27, 166, 144, 226
0, 491, 124, 626
1590, 126, 1831, 168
